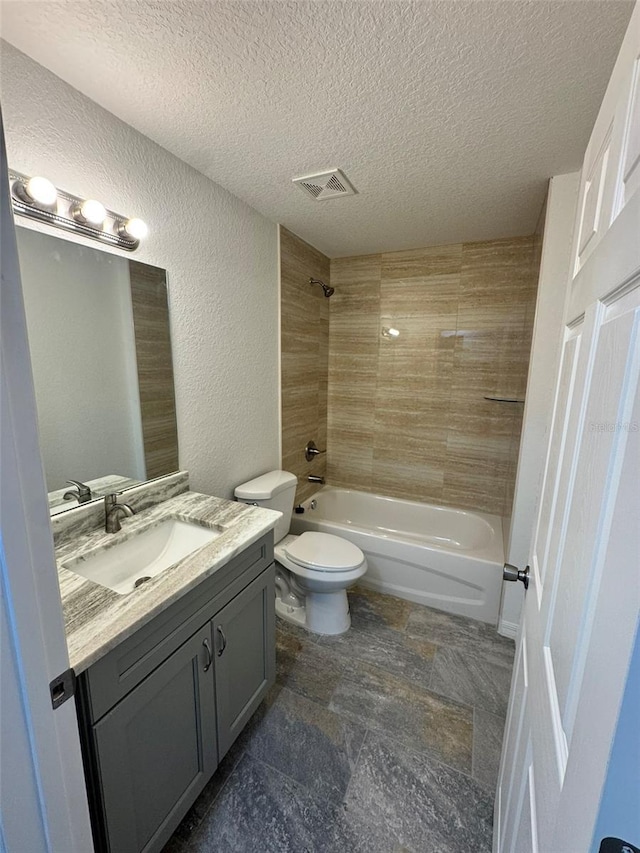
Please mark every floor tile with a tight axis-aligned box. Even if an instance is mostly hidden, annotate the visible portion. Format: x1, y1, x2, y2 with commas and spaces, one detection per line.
187, 754, 344, 853
330, 660, 473, 774
317, 618, 437, 690
350, 585, 413, 631
406, 605, 514, 666
276, 629, 345, 705
430, 646, 513, 717
473, 709, 506, 793
244, 686, 366, 804
338, 732, 494, 853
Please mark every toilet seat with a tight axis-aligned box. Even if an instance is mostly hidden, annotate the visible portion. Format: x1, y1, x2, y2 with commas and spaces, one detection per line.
283, 532, 365, 573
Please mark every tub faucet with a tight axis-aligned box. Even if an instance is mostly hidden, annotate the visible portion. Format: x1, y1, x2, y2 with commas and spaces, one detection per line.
63, 479, 92, 504
308, 475, 325, 484
104, 493, 135, 533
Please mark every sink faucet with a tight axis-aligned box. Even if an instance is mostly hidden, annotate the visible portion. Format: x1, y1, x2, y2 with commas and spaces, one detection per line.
63, 479, 93, 504
104, 493, 135, 533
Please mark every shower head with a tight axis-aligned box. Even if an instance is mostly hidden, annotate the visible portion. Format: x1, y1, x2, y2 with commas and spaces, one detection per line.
309, 277, 335, 298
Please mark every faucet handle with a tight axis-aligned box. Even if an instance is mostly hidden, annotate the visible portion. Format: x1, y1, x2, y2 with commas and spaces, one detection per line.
65, 479, 92, 502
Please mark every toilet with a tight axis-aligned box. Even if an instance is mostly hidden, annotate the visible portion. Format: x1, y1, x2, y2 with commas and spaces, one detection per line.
234, 470, 367, 635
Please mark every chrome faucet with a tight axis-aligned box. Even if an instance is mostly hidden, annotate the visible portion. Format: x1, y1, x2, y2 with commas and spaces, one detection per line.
308, 475, 325, 484
63, 479, 93, 504
104, 493, 135, 533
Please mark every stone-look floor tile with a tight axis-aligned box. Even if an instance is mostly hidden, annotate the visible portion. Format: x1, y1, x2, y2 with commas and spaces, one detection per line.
318, 616, 437, 690
244, 686, 366, 804
330, 661, 473, 774
187, 753, 344, 853
473, 709, 506, 793
276, 615, 318, 644
350, 585, 414, 631
430, 646, 513, 718
406, 604, 515, 666
338, 733, 493, 853
276, 629, 345, 706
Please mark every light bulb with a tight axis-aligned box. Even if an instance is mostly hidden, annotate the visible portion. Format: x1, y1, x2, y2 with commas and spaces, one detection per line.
122, 217, 148, 241
25, 176, 57, 207
382, 326, 400, 338
78, 199, 107, 226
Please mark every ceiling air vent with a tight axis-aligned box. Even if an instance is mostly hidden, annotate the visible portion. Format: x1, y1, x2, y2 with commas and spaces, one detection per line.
293, 169, 357, 201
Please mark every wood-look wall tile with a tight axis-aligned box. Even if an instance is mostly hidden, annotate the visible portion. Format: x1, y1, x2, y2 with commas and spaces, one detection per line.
280, 228, 330, 503
381, 244, 463, 279
283, 231, 540, 518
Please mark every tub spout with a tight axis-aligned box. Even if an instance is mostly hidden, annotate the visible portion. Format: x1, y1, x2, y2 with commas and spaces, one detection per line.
308, 475, 325, 484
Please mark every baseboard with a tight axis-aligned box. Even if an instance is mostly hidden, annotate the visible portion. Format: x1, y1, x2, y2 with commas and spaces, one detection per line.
499, 619, 519, 640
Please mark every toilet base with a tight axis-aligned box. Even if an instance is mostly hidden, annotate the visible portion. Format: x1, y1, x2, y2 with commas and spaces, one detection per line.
306, 589, 351, 635
275, 588, 352, 635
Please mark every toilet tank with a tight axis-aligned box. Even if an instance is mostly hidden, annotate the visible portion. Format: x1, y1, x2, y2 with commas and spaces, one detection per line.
234, 470, 297, 544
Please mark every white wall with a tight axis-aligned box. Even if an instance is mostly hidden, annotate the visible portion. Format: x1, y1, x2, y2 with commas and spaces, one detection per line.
17, 228, 146, 491
0, 42, 280, 498
500, 172, 580, 634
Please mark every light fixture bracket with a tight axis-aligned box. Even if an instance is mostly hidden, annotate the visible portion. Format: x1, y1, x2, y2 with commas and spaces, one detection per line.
9, 170, 143, 251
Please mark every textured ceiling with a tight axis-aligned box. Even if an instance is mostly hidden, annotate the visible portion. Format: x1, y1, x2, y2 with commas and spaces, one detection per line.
0, 1, 633, 257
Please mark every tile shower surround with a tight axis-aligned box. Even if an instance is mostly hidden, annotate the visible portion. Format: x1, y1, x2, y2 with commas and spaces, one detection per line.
310, 236, 540, 517
280, 226, 330, 504
326, 238, 540, 515
163, 586, 513, 853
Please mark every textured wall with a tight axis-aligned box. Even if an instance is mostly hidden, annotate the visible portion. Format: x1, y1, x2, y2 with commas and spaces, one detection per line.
1, 43, 280, 499
280, 227, 330, 504
327, 237, 539, 516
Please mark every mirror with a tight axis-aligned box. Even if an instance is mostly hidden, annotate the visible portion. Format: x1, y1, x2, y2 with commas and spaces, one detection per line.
16, 227, 179, 514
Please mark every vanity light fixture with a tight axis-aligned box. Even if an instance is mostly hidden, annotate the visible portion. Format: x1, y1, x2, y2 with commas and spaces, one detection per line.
10, 170, 148, 252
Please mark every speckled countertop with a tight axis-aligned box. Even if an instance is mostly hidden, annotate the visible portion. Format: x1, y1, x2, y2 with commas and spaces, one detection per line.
57, 491, 280, 673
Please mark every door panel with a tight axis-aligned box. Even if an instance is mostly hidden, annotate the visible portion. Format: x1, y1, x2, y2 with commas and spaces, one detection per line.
497, 633, 528, 848
496, 7, 640, 851
617, 55, 640, 210
548, 303, 639, 737
533, 327, 582, 593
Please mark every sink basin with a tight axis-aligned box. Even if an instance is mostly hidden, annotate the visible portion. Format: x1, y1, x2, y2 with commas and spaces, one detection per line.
62, 518, 221, 594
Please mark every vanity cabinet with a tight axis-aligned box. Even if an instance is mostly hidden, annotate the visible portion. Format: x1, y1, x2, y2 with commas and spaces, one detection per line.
75, 533, 275, 853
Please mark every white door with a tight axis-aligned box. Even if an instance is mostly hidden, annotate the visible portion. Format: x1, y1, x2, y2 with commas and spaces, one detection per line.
495, 5, 640, 852
0, 115, 93, 850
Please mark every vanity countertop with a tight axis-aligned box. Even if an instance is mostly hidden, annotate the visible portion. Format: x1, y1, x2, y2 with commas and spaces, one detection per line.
56, 491, 280, 673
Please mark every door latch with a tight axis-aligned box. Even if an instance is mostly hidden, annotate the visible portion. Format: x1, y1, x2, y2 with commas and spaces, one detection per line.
503, 563, 530, 590
49, 667, 76, 709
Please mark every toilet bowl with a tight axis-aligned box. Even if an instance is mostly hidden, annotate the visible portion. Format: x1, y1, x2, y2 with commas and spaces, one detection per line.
234, 471, 367, 635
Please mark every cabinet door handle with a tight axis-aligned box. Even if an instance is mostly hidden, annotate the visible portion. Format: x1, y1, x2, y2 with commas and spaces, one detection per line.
216, 626, 227, 657
202, 638, 212, 672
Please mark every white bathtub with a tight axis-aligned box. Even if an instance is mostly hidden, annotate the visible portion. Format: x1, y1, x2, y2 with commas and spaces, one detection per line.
290, 486, 504, 624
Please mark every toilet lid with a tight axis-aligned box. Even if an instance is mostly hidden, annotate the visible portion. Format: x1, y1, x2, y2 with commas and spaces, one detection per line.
284, 532, 364, 572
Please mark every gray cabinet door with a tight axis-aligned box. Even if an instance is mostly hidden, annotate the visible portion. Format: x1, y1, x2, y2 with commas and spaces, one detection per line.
93, 624, 217, 853
214, 566, 275, 758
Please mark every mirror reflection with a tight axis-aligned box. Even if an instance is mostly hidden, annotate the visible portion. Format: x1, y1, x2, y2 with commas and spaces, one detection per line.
16, 227, 179, 513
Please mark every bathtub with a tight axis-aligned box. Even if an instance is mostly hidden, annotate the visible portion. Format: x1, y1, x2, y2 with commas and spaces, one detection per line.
290, 486, 504, 624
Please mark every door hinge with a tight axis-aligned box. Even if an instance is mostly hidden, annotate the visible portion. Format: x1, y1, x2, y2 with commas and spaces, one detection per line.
49, 667, 76, 709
